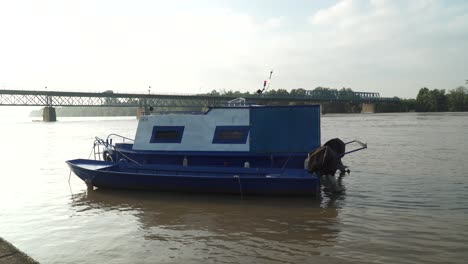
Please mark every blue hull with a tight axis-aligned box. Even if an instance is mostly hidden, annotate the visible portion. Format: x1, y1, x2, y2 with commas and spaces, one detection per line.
66, 159, 321, 196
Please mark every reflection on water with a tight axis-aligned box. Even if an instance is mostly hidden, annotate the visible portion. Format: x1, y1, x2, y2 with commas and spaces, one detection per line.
69, 190, 341, 263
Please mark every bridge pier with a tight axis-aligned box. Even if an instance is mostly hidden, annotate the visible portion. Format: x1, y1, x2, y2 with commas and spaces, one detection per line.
136, 107, 146, 119
43, 106, 57, 122
361, 103, 376, 113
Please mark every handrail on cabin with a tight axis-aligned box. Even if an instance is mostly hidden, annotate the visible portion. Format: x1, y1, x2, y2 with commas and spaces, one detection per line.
92, 135, 141, 165
227, 97, 246, 106
106, 133, 134, 143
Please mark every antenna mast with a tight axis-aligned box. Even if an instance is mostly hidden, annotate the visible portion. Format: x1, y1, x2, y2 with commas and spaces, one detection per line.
257, 70, 274, 94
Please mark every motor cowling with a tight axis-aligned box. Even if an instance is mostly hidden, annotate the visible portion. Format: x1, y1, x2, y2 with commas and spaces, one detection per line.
103, 150, 114, 162
324, 138, 345, 157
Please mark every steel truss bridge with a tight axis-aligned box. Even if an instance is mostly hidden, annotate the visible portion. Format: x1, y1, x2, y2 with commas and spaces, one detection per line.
0, 89, 397, 108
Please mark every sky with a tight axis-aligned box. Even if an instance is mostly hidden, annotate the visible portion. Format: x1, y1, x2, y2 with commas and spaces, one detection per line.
0, 0, 467, 99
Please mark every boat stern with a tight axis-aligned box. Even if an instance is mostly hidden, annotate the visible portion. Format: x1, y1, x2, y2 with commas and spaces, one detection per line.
66, 159, 116, 187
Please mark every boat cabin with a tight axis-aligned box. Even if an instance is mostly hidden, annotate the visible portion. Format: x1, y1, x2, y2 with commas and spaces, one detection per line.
134, 105, 320, 152
115, 105, 321, 169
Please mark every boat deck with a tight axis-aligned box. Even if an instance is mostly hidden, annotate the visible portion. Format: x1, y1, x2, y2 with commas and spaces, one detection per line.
68, 159, 313, 178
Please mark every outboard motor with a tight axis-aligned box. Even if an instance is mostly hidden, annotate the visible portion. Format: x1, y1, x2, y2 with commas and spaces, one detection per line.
307, 145, 344, 193
324, 138, 348, 175
308, 138, 348, 176
307, 145, 341, 176
307, 138, 367, 193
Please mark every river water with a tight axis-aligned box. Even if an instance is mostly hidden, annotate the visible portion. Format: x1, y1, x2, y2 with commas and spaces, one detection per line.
0, 112, 467, 264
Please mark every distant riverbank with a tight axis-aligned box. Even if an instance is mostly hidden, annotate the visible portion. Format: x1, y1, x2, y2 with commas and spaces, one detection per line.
28, 86, 467, 117
29, 107, 138, 117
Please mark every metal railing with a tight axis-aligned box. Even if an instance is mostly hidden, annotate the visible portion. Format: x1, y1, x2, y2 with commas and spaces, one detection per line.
227, 97, 246, 106
0, 89, 399, 107
92, 134, 141, 165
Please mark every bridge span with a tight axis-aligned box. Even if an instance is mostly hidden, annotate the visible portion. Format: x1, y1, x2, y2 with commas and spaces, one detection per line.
0, 89, 398, 121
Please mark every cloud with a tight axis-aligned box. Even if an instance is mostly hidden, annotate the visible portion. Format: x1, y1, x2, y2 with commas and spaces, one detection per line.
0, 3, 283, 93
302, 0, 468, 97
309, 0, 357, 26
0, 0, 467, 98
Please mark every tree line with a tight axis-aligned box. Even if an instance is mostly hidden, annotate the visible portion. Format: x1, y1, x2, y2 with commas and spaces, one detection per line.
415, 86, 468, 112
376, 86, 468, 113
205, 87, 369, 113
208, 86, 468, 113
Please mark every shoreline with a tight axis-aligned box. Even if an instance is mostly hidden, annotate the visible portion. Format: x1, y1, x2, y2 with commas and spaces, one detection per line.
0, 237, 39, 264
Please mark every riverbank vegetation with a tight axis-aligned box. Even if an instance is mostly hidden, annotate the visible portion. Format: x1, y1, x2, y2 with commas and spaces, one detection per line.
197, 86, 467, 113
373, 86, 467, 113
415, 86, 468, 112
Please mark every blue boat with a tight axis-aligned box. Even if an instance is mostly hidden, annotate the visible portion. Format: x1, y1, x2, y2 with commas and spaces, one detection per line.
66, 159, 320, 195
66, 104, 366, 195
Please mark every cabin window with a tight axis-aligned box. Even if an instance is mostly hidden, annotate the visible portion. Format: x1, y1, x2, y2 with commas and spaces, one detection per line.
150, 126, 184, 143
213, 126, 249, 144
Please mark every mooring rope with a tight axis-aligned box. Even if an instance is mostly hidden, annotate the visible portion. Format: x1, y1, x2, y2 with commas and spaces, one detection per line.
281, 155, 292, 172
113, 149, 142, 166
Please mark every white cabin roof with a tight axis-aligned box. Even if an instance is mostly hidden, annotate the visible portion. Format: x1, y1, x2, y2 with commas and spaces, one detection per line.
133, 108, 250, 152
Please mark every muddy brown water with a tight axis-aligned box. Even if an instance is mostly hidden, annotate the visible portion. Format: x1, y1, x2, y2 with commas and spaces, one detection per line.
0, 113, 467, 263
